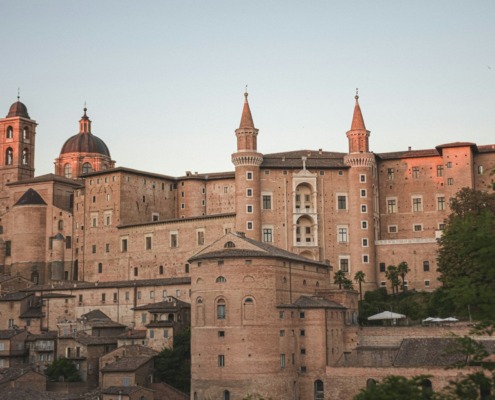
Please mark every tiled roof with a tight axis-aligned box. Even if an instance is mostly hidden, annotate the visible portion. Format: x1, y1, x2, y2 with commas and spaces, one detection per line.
42, 293, 75, 299
118, 212, 235, 229
394, 338, 495, 367
23, 277, 191, 292
75, 333, 118, 346
477, 144, 495, 153
146, 321, 174, 328
376, 148, 440, 160
106, 344, 158, 358
132, 297, 190, 311
0, 367, 42, 385
0, 329, 26, 340
261, 150, 347, 169
7, 173, 83, 188
101, 355, 153, 372
117, 330, 147, 340
14, 188, 47, 206
102, 386, 153, 395
26, 331, 57, 341
278, 295, 346, 309
20, 307, 42, 318
81, 309, 110, 321
189, 232, 330, 268
0, 292, 33, 301
81, 166, 176, 181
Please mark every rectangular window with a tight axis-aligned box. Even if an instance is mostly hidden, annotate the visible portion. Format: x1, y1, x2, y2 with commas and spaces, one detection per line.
280, 353, 286, 368
360, 189, 367, 198
152, 213, 159, 222
247, 221, 253, 230
361, 204, 367, 213
478, 165, 484, 174
437, 165, 444, 177
223, 187, 228, 193
279, 311, 285, 319
121, 238, 128, 253
92, 245, 96, 254
218, 331, 225, 338
337, 227, 348, 243
337, 195, 347, 210
439, 223, 446, 230
361, 221, 368, 229
141, 313, 147, 323
105, 243, 110, 253
262, 195, 272, 210
412, 197, 422, 212
412, 166, 420, 178
362, 255, 369, 263
423, 261, 430, 272
66, 236, 72, 249
379, 262, 386, 272
218, 355, 225, 367
362, 238, 368, 247
387, 198, 397, 214
176, 289, 181, 298
388, 225, 398, 233
145, 236, 152, 250
387, 168, 394, 180
246, 188, 253, 197
339, 258, 349, 273
360, 174, 366, 182
447, 177, 454, 185
246, 171, 253, 180
197, 231, 205, 245
437, 196, 446, 211
246, 205, 253, 213
125, 292, 130, 301
414, 224, 423, 232
300, 329, 305, 337
299, 311, 305, 319
101, 293, 106, 303
263, 228, 273, 243
170, 233, 178, 248
279, 330, 285, 337
447, 162, 452, 168
150, 330, 155, 339
425, 280, 430, 287
150, 290, 154, 299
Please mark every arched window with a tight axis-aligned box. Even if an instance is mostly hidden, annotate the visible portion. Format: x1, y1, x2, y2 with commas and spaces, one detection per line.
243, 297, 255, 321
31, 271, 39, 285
295, 215, 315, 245
196, 297, 205, 326
23, 127, 29, 140
58, 220, 64, 230
64, 164, 72, 179
224, 241, 235, 248
82, 162, 92, 174
168, 313, 174, 321
303, 279, 307, 286
314, 380, 324, 400
5, 148, 13, 165
223, 390, 230, 400
6, 126, 13, 139
217, 299, 226, 320
216, 276, 227, 283
422, 379, 433, 391
21, 149, 28, 165
366, 379, 377, 389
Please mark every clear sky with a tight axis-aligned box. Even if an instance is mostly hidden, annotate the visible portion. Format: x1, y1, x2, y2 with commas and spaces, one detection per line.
1, 1, 494, 177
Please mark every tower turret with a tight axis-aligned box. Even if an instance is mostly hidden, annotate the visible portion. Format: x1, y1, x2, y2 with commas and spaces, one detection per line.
232, 91, 263, 240
346, 91, 370, 154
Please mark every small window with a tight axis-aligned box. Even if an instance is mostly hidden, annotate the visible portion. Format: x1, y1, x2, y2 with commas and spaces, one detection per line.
423, 261, 430, 272
299, 311, 305, 319
246, 188, 253, 197
98, 263, 103, 273
197, 231, 205, 245
388, 225, 398, 233
425, 280, 430, 287
146, 236, 152, 250
361, 221, 368, 229
217, 299, 226, 320
437, 165, 444, 177
246, 171, 253, 180
170, 233, 178, 248
6, 126, 13, 139
447, 177, 454, 185
262, 195, 272, 210
218, 355, 225, 367
280, 353, 286, 368
361, 204, 367, 213
247, 221, 253, 230
360, 174, 366, 182
300, 329, 305, 337
478, 165, 484, 175
263, 228, 273, 243
379, 262, 386, 272
218, 331, 225, 338
387, 168, 394, 180
437, 196, 446, 211
362, 238, 368, 247
362, 255, 369, 263
224, 241, 235, 248
337, 195, 347, 210
412, 197, 422, 212
216, 276, 227, 283
414, 224, 423, 232
280, 330, 285, 337
447, 162, 452, 168
360, 189, 366, 198
159, 265, 164, 275
412, 166, 420, 178
279, 311, 285, 319
121, 238, 128, 252
246, 205, 253, 213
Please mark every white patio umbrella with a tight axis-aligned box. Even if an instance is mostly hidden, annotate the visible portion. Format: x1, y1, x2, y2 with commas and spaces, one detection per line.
368, 311, 406, 320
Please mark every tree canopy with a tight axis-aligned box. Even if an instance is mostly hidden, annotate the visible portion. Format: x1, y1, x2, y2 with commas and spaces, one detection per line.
44, 357, 82, 382
437, 188, 495, 320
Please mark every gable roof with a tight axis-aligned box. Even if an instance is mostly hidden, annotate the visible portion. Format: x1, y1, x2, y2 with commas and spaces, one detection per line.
14, 188, 47, 206
100, 355, 153, 372
189, 232, 330, 268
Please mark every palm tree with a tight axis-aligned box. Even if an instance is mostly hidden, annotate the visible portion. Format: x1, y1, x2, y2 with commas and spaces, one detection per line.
385, 265, 400, 295
334, 270, 347, 289
397, 261, 409, 292
354, 271, 366, 301
342, 278, 354, 290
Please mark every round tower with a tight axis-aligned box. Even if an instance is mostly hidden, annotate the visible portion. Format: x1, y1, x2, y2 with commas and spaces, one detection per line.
231, 91, 263, 240
55, 107, 115, 179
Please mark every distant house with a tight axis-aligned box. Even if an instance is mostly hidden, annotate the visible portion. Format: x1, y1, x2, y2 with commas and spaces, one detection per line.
25, 330, 57, 371
100, 354, 155, 390
101, 385, 154, 400
0, 329, 28, 368
0, 366, 46, 391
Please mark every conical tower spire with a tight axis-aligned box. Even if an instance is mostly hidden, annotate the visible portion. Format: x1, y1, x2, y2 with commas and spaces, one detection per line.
346, 89, 370, 153
351, 90, 366, 130
239, 89, 255, 129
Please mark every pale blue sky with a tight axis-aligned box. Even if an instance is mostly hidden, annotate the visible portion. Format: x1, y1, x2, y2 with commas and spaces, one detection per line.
1, 1, 494, 176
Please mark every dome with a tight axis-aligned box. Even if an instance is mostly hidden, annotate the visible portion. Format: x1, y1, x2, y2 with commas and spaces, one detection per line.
7, 100, 30, 118
60, 132, 111, 157
59, 107, 111, 157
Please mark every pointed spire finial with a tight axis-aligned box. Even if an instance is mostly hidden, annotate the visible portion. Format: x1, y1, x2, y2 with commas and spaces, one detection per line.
355, 87, 359, 101
238, 87, 255, 129
17, 87, 21, 101
83, 101, 87, 116
244, 85, 248, 101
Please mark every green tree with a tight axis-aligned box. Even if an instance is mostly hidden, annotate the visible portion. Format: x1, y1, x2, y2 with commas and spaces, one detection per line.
343, 278, 354, 290
353, 375, 434, 400
354, 271, 366, 302
44, 357, 82, 382
437, 188, 495, 320
385, 265, 400, 296
334, 270, 347, 289
397, 261, 409, 293
155, 328, 191, 394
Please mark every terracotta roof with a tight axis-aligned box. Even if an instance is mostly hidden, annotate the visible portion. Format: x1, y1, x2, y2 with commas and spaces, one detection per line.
278, 295, 346, 309
81, 309, 110, 321
132, 297, 190, 311
6, 100, 30, 118
146, 321, 175, 328
117, 330, 147, 340
118, 212, 235, 229
14, 188, 47, 206
376, 148, 440, 160
0, 367, 43, 385
102, 386, 153, 395
238, 91, 255, 129
0, 329, 26, 340
477, 144, 495, 153
75, 333, 118, 346
189, 232, 330, 268
350, 95, 366, 131
20, 307, 42, 318
7, 173, 83, 187
0, 292, 33, 301
26, 331, 57, 341
22, 277, 191, 292
261, 150, 347, 169
105, 344, 158, 358
42, 293, 75, 299
101, 355, 153, 372
80, 166, 176, 180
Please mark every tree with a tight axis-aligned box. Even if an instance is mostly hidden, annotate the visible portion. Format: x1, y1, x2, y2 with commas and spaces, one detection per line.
353, 375, 434, 400
343, 278, 354, 290
385, 265, 400, 296
397, 262, 409, 293
44, 357, 82, 382
155, 328, 191, 394
437, 188, 495, 320
354, 271, 366, 301
334, 270, 347, 289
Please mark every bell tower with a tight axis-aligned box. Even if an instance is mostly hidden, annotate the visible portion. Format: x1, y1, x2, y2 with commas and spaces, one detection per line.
0, 96, 37, 186
232, 90, 263, 240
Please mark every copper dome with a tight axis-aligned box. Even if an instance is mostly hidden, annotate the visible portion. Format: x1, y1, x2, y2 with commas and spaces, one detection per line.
60, 133, 111, 156
7, 100, 30, 118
